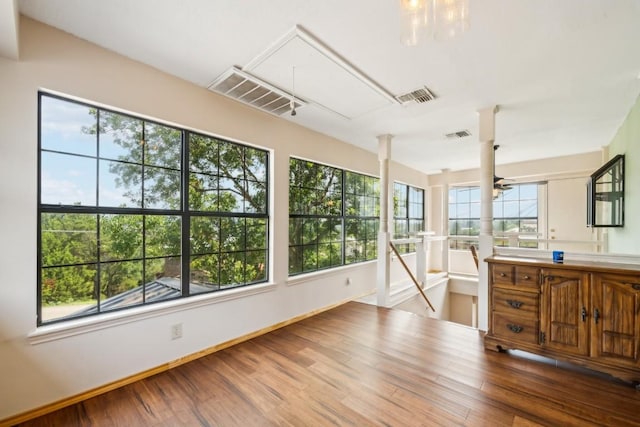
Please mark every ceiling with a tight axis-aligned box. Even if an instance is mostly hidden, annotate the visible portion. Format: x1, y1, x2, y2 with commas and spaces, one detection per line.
13, 0, 640, 174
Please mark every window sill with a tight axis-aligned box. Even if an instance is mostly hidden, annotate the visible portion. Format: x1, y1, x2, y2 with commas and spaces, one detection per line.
286, 260, 375, 286
29, 282, 277, 345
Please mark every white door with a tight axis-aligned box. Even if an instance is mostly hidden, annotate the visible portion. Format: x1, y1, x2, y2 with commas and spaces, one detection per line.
547, 177, 598, 253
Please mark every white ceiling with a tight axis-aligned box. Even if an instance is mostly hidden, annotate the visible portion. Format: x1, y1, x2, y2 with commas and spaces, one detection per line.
14, 0, 640, 174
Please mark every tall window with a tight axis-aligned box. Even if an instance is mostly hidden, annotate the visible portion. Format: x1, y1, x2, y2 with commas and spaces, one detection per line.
393, 183, 425, 253
38, 93, 269, 325
448, 187, 480, 249
289, 158, 379, 275
448, 184, 539, 249
493, 183, 539, 248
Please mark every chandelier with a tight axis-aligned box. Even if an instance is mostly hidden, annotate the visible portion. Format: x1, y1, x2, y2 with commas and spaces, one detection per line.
399, 0, 469, 46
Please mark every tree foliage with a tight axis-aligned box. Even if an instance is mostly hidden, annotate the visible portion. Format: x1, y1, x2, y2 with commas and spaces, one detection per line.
40, 98, 268, 319
288, 158, 379, 275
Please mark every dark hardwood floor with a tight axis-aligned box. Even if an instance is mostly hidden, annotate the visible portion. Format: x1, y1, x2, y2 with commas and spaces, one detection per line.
17, 302, 640, 426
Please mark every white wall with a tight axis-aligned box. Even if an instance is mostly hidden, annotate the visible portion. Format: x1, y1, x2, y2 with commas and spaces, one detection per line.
547, 177, 601, 252
608, 94, 640, 255
0, 17, 429, 420
449, 293, 474, 327
429, 151, 602, 188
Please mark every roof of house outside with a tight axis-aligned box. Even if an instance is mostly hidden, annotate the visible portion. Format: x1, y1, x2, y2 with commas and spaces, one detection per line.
72, 277, 219, 316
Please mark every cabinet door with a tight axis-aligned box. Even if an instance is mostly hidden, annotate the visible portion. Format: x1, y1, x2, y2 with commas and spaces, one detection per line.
541, 269, 589, 356
591, 274, 640, 368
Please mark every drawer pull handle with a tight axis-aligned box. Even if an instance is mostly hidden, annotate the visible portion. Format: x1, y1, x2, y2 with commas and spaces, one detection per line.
627, 283, 640, 291
507, 324, 523, 333
523, 275, 530, 280
500, 273, 506, 277
506, 299, 523, 309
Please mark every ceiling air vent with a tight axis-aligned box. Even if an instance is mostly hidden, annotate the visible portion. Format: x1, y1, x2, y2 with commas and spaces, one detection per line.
208, 67, 304, 116
445, 130, 472, 139
396, 86, 437, 104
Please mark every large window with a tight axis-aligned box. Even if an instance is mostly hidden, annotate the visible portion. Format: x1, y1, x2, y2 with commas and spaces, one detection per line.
289, 158, 379, 275
38, 93, 269, 324
448, 187, 480, 249
493, 183, 539, 247
448, 184, 539, 249
393, 183, 425, 253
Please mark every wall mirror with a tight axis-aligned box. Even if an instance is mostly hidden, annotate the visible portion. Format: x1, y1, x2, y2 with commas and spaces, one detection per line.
587, 154, 624, 227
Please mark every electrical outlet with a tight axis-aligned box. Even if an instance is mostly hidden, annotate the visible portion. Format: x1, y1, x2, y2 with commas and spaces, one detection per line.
170, 323, 183, 340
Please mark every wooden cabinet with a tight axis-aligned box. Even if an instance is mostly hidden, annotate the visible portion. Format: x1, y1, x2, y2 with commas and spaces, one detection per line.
489, 264, 540, 347
485, 256, 640, 388
590, 273, 640, 369
541, 269, 589, 356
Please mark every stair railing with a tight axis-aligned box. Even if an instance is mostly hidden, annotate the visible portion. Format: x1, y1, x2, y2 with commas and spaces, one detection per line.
389, 241, 435, 312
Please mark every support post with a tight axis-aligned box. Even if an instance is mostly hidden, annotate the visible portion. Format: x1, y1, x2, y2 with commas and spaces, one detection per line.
441, 169, 450, 273
376, 134, 393, 307
416, 236, 427, 286
477, 105, 499, 331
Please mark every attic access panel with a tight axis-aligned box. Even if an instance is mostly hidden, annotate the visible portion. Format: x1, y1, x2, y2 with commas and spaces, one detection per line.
244, 26, 397, 119
587, 154, 624, 227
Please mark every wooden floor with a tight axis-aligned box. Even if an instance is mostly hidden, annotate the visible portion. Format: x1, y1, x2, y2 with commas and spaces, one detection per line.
17, 302, 640, 426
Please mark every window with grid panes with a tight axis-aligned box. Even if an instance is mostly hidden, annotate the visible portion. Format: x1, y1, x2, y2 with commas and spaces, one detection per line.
38, 93, 269, 325
393, 183, 425, 253
448, 184, 539, 249
288, 158, 379, 275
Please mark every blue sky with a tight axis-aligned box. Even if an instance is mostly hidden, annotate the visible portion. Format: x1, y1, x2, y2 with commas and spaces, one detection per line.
41, 96, 148, 208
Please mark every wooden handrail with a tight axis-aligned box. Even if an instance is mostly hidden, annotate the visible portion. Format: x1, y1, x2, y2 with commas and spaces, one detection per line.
389, 242, 435, 312
470, 245, 479, 270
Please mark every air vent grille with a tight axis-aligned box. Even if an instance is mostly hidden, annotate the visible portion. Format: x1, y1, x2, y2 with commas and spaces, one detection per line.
208, 67, 304, 116
396, 86, 437, 104
445, 130, 472, 139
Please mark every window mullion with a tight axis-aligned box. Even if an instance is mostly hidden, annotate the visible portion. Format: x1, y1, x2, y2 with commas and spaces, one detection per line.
181, 131, 190, 298
95, 109, 102, 313
341, 170, 346, 265
96, 214, 102, 314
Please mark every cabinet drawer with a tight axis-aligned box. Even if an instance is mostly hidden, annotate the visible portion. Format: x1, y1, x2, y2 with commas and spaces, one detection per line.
492, 312, 539, 345
514, 266, 539, 289
492, 264, 514, 285
493, 288, 539, 318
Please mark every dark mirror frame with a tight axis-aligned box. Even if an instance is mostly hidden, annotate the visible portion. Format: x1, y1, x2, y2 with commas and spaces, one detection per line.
587, 154, 624, 228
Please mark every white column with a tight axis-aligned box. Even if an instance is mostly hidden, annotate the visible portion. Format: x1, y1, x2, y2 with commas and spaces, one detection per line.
377, 134, 393, 307
441, 169, 450, 273
477, 105, 499, 331
416, 236, 427, 286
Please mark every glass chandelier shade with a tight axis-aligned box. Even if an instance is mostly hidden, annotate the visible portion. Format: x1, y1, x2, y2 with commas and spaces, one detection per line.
400, 0, 469, 45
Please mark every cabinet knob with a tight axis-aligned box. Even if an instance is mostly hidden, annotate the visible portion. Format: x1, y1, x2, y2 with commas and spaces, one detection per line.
506, 324, 523, 333
523, 275, 530, 280
626, 283, 640, 291
500, 273, 506, 277
506, 299, 523, 309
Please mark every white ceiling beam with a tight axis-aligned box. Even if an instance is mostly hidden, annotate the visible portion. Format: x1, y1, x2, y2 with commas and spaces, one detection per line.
0, 0, 19, 60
